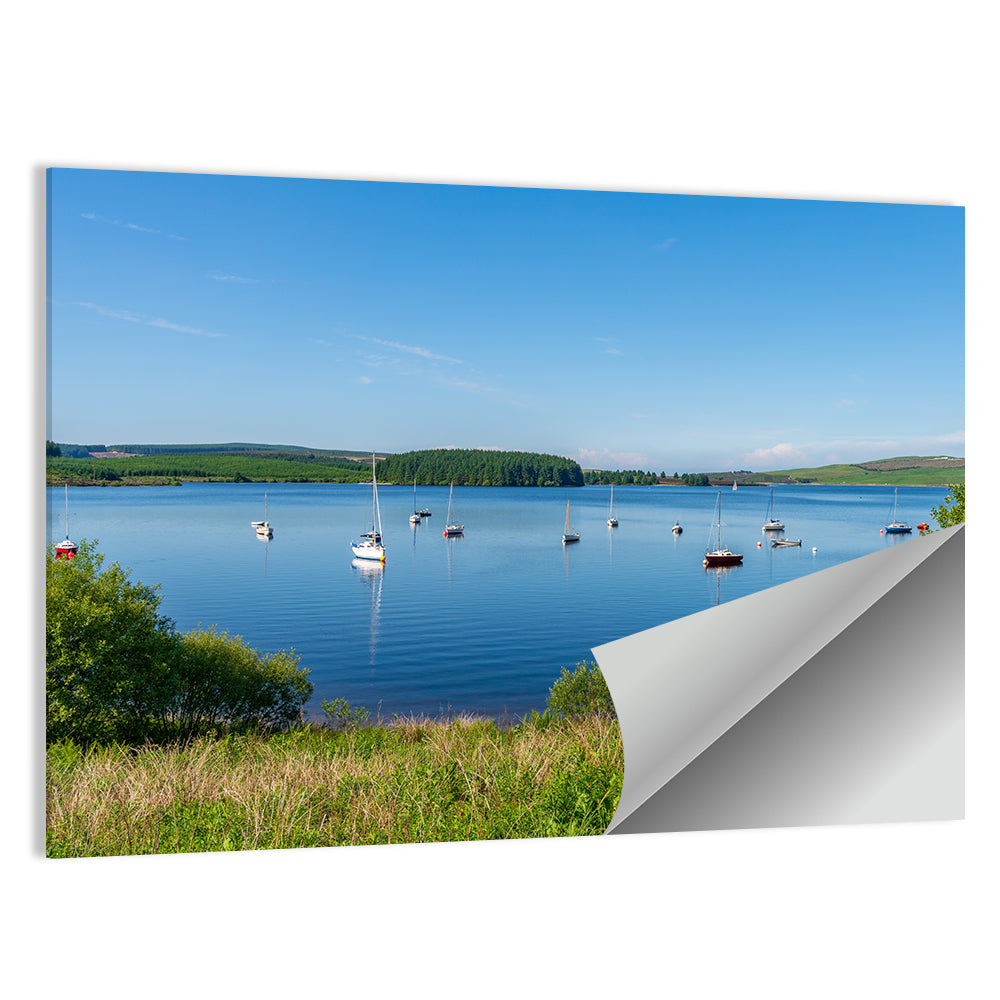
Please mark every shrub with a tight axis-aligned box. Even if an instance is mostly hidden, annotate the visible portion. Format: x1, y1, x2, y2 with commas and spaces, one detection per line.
177, 626, 313, 735
546, 661, 616, 719
46, 539, 181, 743
46, 540, 313, 744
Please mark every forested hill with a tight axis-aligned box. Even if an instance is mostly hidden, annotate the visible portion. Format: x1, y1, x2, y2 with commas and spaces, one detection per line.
377, 449, 585, 487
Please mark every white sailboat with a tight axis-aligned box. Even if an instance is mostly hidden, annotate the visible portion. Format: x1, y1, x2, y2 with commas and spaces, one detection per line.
55, 483, 78, 559
254, 492, 273, 537
410, 478, 421, 524
607, 484, 618, 527
883, 487, 912, 534
352, 454, 386, 561
443, 480, 464, 536
562, 500, 580, 543
762, 487, 784, 531
703, 490, 742, 566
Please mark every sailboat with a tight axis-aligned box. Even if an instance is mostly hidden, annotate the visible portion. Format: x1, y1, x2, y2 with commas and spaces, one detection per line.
352, 454, 386, 561
409, 478, 421, 524
55, 483, 78, 559
607, 485, 618, 527
562, 500, 580, 543
443, 481, 464, 536
883, 487, 912, 534
762, 487, 784, 531
703, 490, 742, 566
732, 479, 738, 491
254, 492, 273, 537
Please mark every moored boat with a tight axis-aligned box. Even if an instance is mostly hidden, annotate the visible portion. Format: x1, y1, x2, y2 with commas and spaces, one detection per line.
255, 492, 273, 537
704, 491, 742, 567
607, 485, 618, 527
352, 454, 386, 561
762, 487, 784, 531
883, 487, 912, 534
55, 484, 78, 559
562, 499, 580, 543
443, 481, 464, 536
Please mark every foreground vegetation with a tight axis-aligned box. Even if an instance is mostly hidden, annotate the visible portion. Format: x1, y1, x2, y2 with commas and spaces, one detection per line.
46, 712, 622, 855
46, 541, 621, 855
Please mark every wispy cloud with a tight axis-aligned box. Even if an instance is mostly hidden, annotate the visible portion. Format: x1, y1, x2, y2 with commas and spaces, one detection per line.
352, 334, 462, 365
605, 347, 624, 356
80, 211, 178, 237
77, 301, 223, 338
653, 237, 679, 250
208, 272, 258, 284
78, 301, 142, 323
148, 318, 223, 338
358, 375, 373, 385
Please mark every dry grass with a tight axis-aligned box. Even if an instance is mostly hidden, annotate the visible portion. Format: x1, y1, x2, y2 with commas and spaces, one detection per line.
46, 715, 623, 857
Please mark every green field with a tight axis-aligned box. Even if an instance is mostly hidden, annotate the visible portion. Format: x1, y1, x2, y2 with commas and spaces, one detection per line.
747, 456, 964, 487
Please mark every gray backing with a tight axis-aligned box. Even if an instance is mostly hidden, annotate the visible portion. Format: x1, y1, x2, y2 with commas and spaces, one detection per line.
594, 525, 964, 835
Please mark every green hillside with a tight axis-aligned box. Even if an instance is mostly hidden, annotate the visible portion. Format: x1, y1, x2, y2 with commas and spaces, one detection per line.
739, 456, 964, 487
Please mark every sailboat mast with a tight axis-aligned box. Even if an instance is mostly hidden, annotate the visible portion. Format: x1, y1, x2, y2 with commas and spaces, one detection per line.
372, 453, 382, 535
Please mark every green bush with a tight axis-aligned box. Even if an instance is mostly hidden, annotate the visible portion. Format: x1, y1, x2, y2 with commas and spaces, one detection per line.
46, 540, 313, 744
931, 483, 965, 529
546, 661, 616, 719
46, 539, 181, 743
177, 626, 313, 736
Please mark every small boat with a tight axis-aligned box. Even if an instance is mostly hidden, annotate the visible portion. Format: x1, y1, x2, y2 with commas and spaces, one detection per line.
762, 487, 784, 532
771, 538, 802, 547
255, 492, 273, 537
607, 485, 618, 527
352, 454, 386, 562
409, 478, 421, 524
703, 491, 742, 566
883, 487, 912, 534
417, 508, 432, 517
443, 481, 464, 536
672, 522, 683, 534
562, 500, 580, 543
732, 480, 738, 491
55, 483, 78, 559
917, 521, 930, 532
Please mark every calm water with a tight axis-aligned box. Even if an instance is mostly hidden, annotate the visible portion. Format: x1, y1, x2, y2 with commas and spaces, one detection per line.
47, 482, 946, 720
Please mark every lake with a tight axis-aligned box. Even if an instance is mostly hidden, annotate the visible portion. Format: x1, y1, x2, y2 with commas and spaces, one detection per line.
47, 482, 947, 720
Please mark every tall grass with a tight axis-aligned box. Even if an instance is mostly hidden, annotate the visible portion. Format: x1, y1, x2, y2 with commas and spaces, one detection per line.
46, 714, 623, 857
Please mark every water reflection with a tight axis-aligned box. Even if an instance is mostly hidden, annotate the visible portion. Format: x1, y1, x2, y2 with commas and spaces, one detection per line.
351, 558, 384, 666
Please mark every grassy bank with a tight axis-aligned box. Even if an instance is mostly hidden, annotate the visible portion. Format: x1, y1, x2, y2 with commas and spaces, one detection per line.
46, 714, 623, 856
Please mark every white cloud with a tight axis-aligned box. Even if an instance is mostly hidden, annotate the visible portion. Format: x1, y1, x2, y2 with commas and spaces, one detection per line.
738, 443, 809, 469
575, 447, 649, 469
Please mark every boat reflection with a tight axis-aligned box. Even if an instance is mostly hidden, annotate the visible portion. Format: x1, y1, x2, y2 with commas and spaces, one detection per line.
351, 557, 383, 666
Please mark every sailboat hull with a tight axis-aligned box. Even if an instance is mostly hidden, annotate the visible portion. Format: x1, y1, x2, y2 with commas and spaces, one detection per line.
884, 524, 912, 534
351, 542, 385, 561
704, 550, 742, 566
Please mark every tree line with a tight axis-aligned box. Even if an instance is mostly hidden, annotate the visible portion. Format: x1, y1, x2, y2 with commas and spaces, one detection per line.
376, 449, 586, 487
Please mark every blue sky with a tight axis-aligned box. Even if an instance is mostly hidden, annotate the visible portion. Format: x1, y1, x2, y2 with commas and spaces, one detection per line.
47, 168, 964, 473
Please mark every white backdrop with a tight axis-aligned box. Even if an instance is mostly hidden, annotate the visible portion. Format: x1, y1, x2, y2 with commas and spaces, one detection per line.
8, 3, 992, 995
